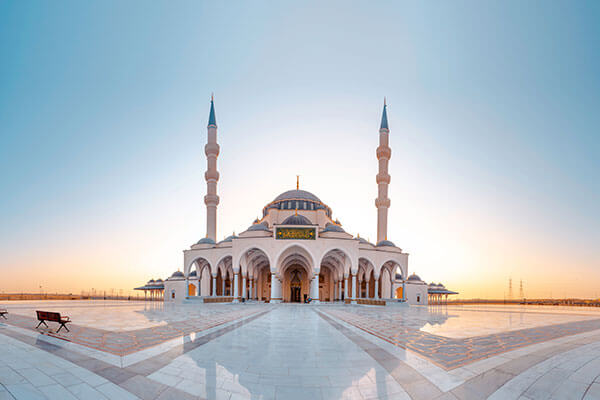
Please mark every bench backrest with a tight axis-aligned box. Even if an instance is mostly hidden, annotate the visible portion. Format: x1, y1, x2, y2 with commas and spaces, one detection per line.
36, 311, 61, 322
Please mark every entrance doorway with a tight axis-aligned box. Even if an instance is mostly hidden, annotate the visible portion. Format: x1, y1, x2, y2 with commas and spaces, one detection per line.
290, 287, 301, 302
290, 270, 302, 303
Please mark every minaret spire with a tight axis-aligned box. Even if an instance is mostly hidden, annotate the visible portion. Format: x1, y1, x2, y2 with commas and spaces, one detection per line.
204, 95, 220, 241
208, 93, 217, 127
375, 98, 391, 243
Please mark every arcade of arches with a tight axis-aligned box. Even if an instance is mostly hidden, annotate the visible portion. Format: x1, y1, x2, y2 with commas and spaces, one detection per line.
183, 248, 403, 303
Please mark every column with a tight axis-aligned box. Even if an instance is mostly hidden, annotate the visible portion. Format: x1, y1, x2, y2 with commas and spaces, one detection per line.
233, 273, 240, 302
185, 277, 189, 297
366, 281, 370, 299
351, 274, 357, 304
338, 281, 342, 302
222, 279, 225, 296
374, 279, 379, 299
212, 276, 217, 297
402, 280, 406, 302
314, 274, 320, 303
270, 273, 281, 303
344, 277, 349, 301
249, 278, 253, 300
242, 276, 247, 299
276, 278, 282, 301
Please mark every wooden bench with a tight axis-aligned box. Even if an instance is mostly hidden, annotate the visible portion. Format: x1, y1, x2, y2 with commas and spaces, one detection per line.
35, 311, 71, 332
0, 309, 7, 319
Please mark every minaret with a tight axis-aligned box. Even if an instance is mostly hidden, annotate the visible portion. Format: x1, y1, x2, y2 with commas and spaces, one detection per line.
204, 95, 220, 241
375, 98, 391, 243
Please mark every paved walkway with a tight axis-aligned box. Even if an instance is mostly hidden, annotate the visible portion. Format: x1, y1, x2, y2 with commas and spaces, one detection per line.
148, 305, 412, 399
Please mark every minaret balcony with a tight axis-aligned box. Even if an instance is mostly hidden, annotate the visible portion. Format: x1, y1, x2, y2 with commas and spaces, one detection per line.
205, 143, 220, 156
376, 146, 391, 159
376, 173, 391, 184
204, 194, 220, 206
205, 170, 220, 181
375, 198, 391, 208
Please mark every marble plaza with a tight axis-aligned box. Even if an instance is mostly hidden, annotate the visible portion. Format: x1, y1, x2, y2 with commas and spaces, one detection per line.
1, 301, 600, 399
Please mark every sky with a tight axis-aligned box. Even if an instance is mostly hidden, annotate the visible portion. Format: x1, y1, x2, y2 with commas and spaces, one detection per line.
1, 1, 599, 299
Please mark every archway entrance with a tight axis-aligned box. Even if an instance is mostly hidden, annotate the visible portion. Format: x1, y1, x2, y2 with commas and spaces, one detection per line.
282, 266, 309, 303
289, 269, 302, 302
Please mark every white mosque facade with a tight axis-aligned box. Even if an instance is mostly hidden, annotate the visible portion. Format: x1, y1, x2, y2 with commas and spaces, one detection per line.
160, 98, 456, 306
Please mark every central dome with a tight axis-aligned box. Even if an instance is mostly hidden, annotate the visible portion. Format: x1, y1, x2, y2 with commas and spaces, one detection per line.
273, 190, 321, 203
263, 188, 332, 219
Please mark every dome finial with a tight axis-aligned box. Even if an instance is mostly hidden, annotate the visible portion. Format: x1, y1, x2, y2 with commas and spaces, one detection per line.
296, 175, 299, 190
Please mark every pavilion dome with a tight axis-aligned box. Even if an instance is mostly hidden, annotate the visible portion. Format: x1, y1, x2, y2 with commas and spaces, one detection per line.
395, 273, 403, 281
170, 271, 184, 278
407, 273, 422, 282
274, 190, 321, 203
376, 240, 396, 247
281, 214, 312, 225
189, 270, 197, 277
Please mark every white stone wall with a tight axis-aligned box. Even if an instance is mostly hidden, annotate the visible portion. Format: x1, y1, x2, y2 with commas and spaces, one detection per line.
405, 282, 428, 305
164, 279, 187, 303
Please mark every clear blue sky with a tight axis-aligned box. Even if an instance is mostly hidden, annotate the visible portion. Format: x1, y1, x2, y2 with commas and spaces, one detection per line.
1, 1, 599, 298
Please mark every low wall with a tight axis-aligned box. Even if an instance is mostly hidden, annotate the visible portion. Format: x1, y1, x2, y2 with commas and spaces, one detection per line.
203, 297, 234, 303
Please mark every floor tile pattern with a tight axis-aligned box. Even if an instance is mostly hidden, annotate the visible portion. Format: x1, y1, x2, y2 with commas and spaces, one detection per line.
2, 306, 266, 355
323, 307, 600, 370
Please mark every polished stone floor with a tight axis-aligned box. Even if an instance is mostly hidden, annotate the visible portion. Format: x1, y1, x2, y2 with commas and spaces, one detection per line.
1, 301, 600, 399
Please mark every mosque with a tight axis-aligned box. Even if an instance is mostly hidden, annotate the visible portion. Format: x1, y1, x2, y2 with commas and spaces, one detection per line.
154, 97, 457, 306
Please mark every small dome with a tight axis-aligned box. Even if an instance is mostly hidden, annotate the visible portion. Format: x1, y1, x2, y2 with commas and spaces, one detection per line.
189, 270, 197, 277
220, 234, 238, 243
407, 273, 422, 282
376, 240, 396, 247
438, 282, 445, 288
196, 237, 216, 245
274, 190, 322, 203
170, 271, 184, 278
395, 273, 403, 281
356, 237, 373, 245
281, 214, 312, 225
248, 221, 269, 231
322, 223, 345, 233
155, 279, 163, 283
